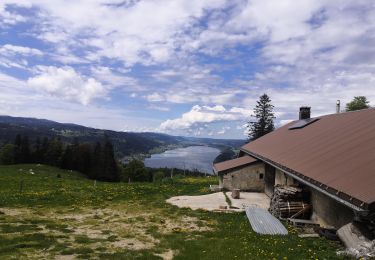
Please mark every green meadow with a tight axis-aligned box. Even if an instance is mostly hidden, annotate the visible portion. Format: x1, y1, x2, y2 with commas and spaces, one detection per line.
0, 164, 347, 259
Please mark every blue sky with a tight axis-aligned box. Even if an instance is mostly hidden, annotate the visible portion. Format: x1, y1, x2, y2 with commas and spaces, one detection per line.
0, 0, 374, 139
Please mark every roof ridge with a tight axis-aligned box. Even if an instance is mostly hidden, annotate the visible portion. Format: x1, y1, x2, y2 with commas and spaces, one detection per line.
286, 107, 374, 125
313, 107, 374, 119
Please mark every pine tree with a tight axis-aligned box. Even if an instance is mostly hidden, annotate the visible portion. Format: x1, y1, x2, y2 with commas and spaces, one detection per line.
40, 137, 49, 164
70, 138, 80, 171
61, 145, 74, 170
91, 142, 103, 180
101, 137, 119, 182
14, 134, 22, 163
0, 144, 15, 165
76, 144, 92, 175
13, 135, 31, 163
33, 137, 43, 163
45, 138, 63, 166
20, 136, 31, 163
248, 94, 275, 141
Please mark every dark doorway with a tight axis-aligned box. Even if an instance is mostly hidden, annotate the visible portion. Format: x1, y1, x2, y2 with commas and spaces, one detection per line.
264, 164, 275, 197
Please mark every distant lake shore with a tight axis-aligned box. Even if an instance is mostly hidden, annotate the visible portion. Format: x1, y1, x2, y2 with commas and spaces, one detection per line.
144, 146, 221, 174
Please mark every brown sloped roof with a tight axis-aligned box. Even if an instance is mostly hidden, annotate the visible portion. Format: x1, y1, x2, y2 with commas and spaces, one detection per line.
213, 155, 258, 175
241, 108, 375, 209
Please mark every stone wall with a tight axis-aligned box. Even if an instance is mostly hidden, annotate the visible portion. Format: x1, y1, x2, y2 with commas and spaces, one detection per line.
275, 168, 295, 186
270, 167, 354, 228
220, 159, 356, 229
222, 163, 265, 191
309, 188, 355, 228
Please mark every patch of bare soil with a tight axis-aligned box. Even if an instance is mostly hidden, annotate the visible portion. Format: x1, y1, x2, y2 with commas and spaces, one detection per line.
161, 216, 212, 233
1, 205, 212, 258
73, 225, 103, 239
55, 255, 76, 260
0, 207, 32, 216
111, 238, 156, 250
56, 212, 96, 222
155, 249, 175, 260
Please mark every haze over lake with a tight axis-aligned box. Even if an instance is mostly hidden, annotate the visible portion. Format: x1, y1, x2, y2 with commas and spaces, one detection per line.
144, 146, 221, 174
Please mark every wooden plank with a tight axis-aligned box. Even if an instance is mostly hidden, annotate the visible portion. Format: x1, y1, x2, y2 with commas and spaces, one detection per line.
289, 205, 311, 219
245, 207, 288, 235
287, 218, 320, 227
288, 219, 317, 224
298, 234, 320, 238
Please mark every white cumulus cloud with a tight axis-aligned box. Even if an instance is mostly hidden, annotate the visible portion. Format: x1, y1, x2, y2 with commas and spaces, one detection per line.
160, 105, 251, 131
27, 66, 106, 105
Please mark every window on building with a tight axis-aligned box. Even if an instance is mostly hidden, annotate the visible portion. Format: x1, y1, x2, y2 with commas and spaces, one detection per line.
259, 173, 264, 180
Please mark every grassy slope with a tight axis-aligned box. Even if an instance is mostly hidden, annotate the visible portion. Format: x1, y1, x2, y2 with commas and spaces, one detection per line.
0, 165, 347, 259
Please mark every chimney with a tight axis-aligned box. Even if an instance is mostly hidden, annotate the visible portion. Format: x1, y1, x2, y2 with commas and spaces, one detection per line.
336, 100, 340, 114
299, 107, 311, 120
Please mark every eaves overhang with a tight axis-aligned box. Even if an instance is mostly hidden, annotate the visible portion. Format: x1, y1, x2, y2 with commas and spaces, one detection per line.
213, 160, 261, 176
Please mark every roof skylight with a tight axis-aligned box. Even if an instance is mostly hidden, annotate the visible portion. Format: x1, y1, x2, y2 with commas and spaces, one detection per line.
288, 118, 320, 130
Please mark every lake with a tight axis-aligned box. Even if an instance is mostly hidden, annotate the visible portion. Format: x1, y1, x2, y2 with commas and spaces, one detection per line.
144, 146, 221, 174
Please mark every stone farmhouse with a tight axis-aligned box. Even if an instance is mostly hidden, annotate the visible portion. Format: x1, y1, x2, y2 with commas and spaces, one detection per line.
213, 107, 375, 229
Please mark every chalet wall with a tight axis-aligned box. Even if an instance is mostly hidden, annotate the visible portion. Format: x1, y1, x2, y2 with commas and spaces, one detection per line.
218, 175, 223, 187
222, 163, 265, 191
272, 167, 354, 228
309, 188, 354, 228
275, 168, 295, 186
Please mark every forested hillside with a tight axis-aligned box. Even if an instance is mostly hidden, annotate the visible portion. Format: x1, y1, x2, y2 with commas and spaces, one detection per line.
0, 116, 245, 158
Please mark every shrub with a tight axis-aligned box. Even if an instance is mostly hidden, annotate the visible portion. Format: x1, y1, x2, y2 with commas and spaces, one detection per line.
0, 144, 15, 165
152, 171, 165, 182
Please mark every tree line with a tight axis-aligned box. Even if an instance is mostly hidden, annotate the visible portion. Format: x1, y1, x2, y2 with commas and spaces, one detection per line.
121, 159, 206, 182
0, 134, 120, 182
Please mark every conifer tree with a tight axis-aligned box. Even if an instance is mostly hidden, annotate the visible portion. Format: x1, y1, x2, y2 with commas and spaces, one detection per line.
14, 134, 22, 163
33, 137, 43, 163
248, 94, 275, 141
61, 145, 74, 170
20, 136, 31, 163
45, 138, 63, 166
40, 137, 49, 163
13, 135, 31, 163
76, 144, 92, 175
0, 144, 15, 165
101, 137, 119, 181
91, 142, 103, 180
